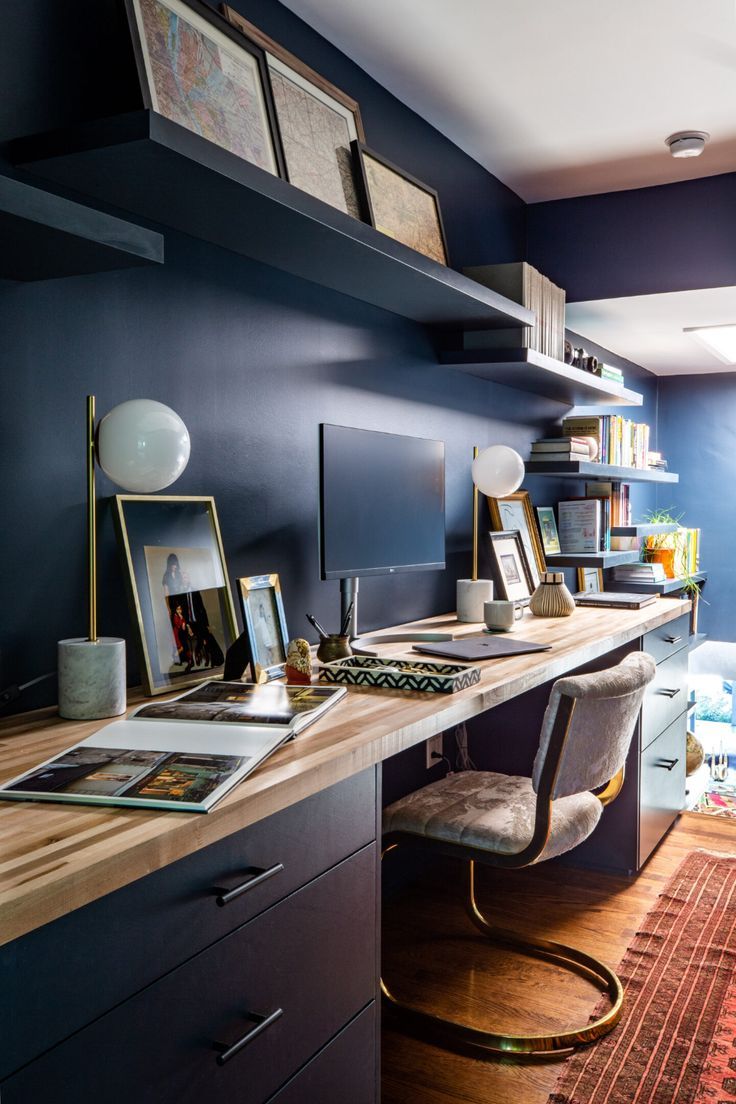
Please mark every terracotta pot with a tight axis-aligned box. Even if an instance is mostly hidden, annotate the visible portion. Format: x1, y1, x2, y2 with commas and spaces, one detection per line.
647, 548, 676, 579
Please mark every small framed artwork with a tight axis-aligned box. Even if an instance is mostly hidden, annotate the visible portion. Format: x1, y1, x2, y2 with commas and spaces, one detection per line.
536, 507, 561, 556
487, 491, 546, 588
114, 495, 238, 695
353, 143, 449, 265
238, 574, 289, 682
487, 530, 535, 604
222, 5, 365, 219
124, 0, 285, 177
577, 568, 604, 594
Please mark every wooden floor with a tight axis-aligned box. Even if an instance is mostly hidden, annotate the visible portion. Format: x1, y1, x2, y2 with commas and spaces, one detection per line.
381, 812, 736, 1104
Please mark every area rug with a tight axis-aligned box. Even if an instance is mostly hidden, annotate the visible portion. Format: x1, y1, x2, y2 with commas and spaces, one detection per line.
548, 850, 736, 1104
692, 789, 736, 818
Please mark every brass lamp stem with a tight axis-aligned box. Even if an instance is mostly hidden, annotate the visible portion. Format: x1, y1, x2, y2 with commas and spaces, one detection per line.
472, 445, 479, 582
87, 395, 97, 643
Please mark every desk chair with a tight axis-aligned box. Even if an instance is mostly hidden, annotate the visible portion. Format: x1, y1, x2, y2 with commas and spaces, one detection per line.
382, 651, 656, 1057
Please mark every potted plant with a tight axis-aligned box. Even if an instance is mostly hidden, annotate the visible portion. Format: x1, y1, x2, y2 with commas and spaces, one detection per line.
641, 508, 683, 579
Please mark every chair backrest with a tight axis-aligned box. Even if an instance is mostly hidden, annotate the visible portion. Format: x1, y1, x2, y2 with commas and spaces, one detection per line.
532, 652, 656, 800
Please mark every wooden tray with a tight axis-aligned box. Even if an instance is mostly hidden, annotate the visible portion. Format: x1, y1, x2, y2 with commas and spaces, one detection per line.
318, 655, 480, 693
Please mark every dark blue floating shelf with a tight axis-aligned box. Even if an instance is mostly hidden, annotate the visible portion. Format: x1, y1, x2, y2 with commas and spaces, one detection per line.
10, 110, 535, 329
0, 173, 163, 281
524, 460, 679, 484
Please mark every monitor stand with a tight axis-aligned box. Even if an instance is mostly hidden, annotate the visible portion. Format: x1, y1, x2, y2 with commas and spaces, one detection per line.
340, 577, 455, 654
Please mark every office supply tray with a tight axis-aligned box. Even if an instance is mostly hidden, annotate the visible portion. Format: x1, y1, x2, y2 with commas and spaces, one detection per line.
318, 655, 480, 693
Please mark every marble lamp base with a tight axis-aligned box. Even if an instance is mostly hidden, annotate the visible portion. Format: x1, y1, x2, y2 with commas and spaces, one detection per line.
456, 579, 493, 623
58, 637, 126, 720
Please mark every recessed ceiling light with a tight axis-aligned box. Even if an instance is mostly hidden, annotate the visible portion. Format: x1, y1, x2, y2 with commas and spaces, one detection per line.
684, 323, 736, 363
665, 131, 710, 158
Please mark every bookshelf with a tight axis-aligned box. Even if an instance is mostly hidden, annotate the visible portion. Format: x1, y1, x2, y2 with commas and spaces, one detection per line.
440, 347, 644, 407
545, 550, 640, 569
525, 460, 679, 484
0, 174, 163, 281
608, 572, 707, 595
610, 523, 679, 537
10, 111, 534, 330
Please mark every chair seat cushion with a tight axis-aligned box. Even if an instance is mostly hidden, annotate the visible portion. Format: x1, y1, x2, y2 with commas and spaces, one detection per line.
383, 770, 602, 863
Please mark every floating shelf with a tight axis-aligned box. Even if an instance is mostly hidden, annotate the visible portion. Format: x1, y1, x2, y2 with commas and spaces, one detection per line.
524, 460, 679, 484
11, 110, 534, 330
610, 523, 679, 537
440, 347, 643, 407
609, 572, 707, 595
546, 550, 641, 569
0, 173, 163, 281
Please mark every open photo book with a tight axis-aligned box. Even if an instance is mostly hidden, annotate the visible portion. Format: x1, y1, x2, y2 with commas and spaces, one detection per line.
0, 681, 347, 814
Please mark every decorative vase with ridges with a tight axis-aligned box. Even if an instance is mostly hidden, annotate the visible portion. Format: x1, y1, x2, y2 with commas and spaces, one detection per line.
529, 572, 576, 618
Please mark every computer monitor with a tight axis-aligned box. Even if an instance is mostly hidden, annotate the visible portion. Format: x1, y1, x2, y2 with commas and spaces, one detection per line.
319, 424, 446, 640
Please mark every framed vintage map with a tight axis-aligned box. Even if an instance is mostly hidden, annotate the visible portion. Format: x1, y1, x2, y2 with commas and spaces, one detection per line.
222, 6, 365, 218
125, 0, 284, 176
353, 143, 449, 265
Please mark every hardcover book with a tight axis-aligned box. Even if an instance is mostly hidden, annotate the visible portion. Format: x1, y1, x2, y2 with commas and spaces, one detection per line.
0, 681, 347, 814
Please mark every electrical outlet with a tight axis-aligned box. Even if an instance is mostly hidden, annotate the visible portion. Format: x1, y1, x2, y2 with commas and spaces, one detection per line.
426, 733, 443, 769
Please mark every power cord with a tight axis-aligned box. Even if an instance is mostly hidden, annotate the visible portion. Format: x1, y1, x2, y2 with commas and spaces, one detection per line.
430, 751, 454, 774
455, 723, 476, 771
0, 672, 55, 711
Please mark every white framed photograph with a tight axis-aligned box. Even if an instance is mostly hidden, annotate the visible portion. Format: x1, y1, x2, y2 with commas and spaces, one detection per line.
487, 530, 535, 603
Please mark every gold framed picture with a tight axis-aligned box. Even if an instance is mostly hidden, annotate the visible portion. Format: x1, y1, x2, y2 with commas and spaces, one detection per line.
576, 568, 604, 594
487, 490, 546, 587
237, 573, 289, 682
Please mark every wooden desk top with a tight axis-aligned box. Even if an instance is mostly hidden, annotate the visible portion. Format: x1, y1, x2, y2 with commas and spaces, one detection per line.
0, 599, 688, 945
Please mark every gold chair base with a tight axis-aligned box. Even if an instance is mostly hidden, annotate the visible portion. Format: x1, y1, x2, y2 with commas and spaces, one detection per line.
382, 858, 624, 1058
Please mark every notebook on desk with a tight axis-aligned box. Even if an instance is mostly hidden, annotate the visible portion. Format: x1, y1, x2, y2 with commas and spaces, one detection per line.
412, 638, 552, 661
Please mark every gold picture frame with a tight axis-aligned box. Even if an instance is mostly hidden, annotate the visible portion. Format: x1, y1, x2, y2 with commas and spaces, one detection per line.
576, 568, 604, 594
237, 573, 289, 683
487, 490, 546, 587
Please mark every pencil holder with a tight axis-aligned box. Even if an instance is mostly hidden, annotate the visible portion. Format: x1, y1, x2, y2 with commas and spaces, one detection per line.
317, 635, 353, 663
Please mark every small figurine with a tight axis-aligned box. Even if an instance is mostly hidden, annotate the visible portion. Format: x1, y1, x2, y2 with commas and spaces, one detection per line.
284, 638, 313, 684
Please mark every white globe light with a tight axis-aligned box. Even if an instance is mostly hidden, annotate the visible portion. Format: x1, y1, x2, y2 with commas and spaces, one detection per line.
97, 399, 190, 493
471, 445, 525, 497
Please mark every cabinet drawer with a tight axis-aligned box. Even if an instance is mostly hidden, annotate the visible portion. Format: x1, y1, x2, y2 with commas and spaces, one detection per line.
0, 768, 376, 1080
268, 1005, 377, 1104
642, 613, 689, 665
639, 713, 686, 867
641, 647, 688, 750
1, 845, 377, 1104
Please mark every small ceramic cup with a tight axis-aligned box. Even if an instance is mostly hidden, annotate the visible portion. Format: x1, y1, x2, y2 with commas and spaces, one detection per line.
483, 600, 524, 633
316, 634, 353, 663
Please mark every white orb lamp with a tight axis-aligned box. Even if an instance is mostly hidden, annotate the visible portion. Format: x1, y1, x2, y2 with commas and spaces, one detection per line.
58, 396, 191, 720
456, 445, 525, 623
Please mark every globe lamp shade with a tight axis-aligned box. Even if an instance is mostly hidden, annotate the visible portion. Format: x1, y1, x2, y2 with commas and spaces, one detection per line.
97, 399, 190, 493
471, 445, 524, 497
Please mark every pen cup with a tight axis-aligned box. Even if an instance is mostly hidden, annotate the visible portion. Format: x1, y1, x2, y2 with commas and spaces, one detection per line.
317, 634, 353, 663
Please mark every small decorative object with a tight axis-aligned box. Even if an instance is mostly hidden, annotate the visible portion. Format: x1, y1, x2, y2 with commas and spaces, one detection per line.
710, 748, 728, 782
686, 732, 705, 776
529, 572, 576, 618
536, 506, 561, 555
486, 530, 535, 604
319, 655, 480, 694
59, 396, 192, 719
483, 599, 523, 633
316, 634, 352, 664
115, 494, 236, 695
124, 0, 284, 177
564, 339, 574, 364
487, 490, 546, 588
353, 142, 449, 264
576, 567, 604, 594
284, 638, 313, 684
238, 574, 289, 682
580, 435, 599, 461
222, 5, 365, 218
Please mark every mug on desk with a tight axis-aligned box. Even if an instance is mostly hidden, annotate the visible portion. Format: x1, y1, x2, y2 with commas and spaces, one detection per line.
484, 599, 524, 632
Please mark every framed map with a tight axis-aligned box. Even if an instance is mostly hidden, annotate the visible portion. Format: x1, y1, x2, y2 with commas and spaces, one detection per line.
222, 6, 365, 218
125, 0, 283, 176
353, 143, 449, 265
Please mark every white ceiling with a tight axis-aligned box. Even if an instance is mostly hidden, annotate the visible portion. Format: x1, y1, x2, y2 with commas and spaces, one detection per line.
567, 287, 736, 375
283, 0, 736, 202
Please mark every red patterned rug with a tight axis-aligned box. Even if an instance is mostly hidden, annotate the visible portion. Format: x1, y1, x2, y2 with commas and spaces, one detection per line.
549, 850, 736, 1104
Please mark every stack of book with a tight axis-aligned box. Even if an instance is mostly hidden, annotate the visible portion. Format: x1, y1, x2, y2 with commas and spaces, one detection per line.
612, 562, 667, 585
562, 414, 651, 468
530, 436, 591, 463
592, 362, 625, 386
647, 451, 669, 472
584, 481, 631, 545
462, 262, 565, 361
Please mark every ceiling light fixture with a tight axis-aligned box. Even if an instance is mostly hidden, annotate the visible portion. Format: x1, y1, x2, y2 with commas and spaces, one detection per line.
665, 131, 710, 158
684, 323, 736, 363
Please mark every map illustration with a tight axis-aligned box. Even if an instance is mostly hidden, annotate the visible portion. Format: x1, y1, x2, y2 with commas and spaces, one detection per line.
364, 155, 447, 265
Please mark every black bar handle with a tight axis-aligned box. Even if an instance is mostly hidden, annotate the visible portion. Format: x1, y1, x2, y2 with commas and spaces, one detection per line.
664, 634, 684, 645
657, 687, 681, 698
657, 758, 679, 771
215, 1008, 283, 1065
214, 862, 284, 907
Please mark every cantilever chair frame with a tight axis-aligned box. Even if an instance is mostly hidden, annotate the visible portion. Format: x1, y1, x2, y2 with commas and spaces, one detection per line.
381, 691, 627, 1058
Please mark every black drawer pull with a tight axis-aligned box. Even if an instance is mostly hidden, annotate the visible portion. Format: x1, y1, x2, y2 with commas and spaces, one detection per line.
214, 862, 284, 907
664, 634, 684, 645
657, 758, 680, 771
657, 687, 681, 698
216, 1008, 283, 1065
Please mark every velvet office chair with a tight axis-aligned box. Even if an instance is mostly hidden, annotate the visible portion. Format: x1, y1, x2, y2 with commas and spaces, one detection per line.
382, 651, 656, 1057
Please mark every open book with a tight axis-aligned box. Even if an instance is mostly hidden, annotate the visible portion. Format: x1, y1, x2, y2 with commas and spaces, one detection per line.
0, 681, 346, 814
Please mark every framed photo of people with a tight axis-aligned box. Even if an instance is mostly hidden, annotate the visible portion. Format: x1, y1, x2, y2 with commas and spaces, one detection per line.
487, 490, 546, 588
486, 530, 535, 604
237, 574, 289, 682
114, 495, 238, 695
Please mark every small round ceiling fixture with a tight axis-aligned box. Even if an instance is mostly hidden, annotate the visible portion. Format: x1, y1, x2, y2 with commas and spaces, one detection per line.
665, 131, 710, 158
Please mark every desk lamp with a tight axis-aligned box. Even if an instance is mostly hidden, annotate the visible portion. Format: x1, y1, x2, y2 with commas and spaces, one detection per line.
58, 396, 190, 719
456, 445, 525, 622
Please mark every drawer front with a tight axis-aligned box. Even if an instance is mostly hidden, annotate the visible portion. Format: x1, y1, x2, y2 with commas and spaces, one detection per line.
0, 768, 377, 1080
268, 1005, 377, 1104
2, 845, 377, 1104
639, 713, 686, 867
642, 612, 690, 665
641, 646, 688, 750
